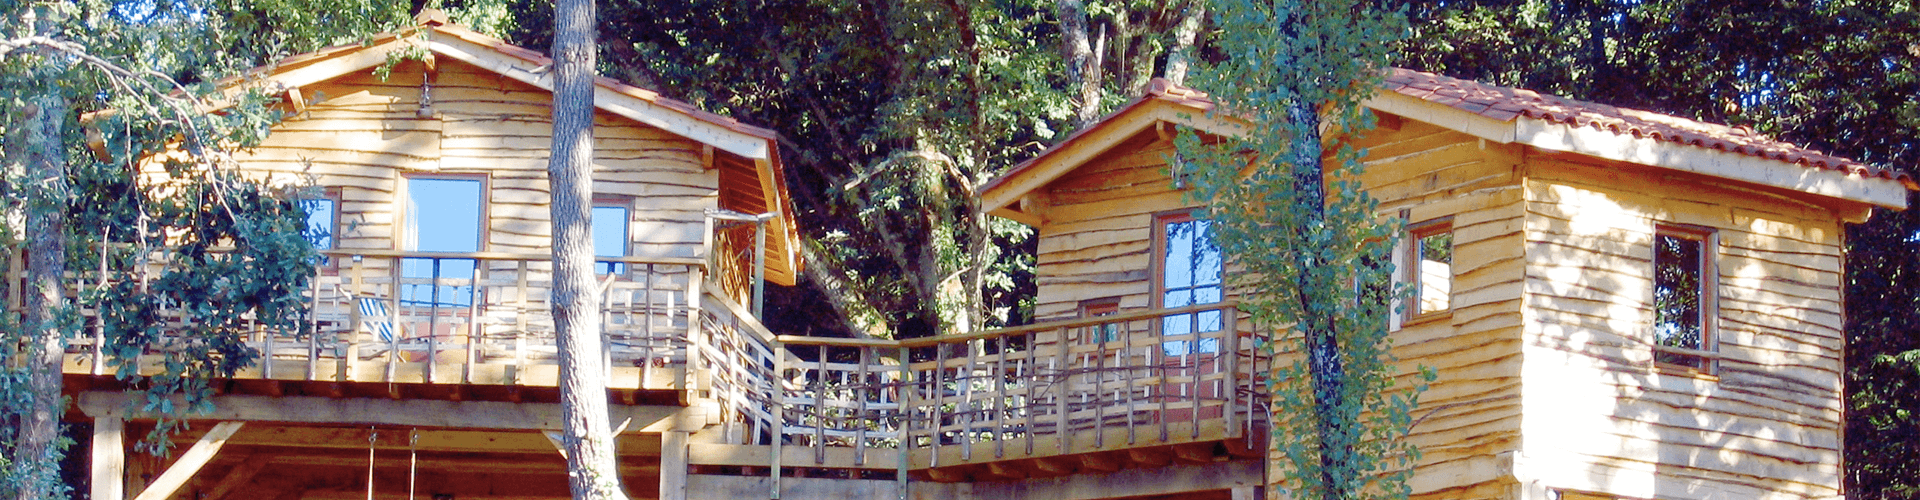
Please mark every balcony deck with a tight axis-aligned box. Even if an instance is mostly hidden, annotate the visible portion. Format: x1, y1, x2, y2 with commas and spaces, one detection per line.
58, 250, 729, 392
55, 249, 1269, 476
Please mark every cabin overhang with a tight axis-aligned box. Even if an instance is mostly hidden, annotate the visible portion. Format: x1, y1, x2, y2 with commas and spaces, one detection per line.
985, 77, 1914, 226
1366, 90, 1913, 215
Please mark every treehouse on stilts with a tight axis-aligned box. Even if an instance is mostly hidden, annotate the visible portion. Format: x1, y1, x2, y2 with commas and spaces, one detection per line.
49, 12, 1915, 500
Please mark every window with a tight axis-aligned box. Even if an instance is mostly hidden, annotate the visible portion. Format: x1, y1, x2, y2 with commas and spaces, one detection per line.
1081, 297, 1122, 343
1407, 218, 1454, 318
300, 191, 339, 268
1155, 212, 1223, 356
402, 176, 484, 308
1653, 224, 1716, 372
592, 202, 630, 275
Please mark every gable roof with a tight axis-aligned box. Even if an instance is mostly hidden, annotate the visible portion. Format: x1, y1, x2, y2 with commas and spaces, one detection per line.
211, 11, 803, 284
983, 71, 1915, 224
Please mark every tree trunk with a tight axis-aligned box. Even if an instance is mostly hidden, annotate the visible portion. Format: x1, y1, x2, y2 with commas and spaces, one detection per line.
1056, 0, 1102, 129
1285, 98, 1354, 500
1163, 1, 1205, 86
549, 0, 626, 497
12, 89, 70, 500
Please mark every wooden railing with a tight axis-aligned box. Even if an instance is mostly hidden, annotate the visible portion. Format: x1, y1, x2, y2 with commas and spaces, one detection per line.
42, 246, 1268, 469
700, 300, 1270, 470
58, 249, 709, 388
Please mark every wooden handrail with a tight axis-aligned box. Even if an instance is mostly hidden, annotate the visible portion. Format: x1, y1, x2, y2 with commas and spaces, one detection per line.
701, 280, 782, 347
897, 300, 1242, 348
771, 301, 1243, 349
319, 248, 706, 267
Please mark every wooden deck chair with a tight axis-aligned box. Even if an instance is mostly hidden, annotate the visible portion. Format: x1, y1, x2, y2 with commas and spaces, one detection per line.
323, 284, 404, 359
358, 296, 399, 344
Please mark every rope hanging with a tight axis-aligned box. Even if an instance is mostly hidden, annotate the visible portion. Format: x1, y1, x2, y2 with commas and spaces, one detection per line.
366, 427, 378, 500
409, 429, 419, 500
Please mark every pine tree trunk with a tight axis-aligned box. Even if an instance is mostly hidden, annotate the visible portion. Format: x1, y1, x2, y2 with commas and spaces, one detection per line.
13, 89, 70, 500
549, 0, 626, 497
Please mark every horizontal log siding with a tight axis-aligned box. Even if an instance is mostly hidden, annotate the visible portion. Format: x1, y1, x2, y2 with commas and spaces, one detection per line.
1027, 119, 1526, 500
1356, 122, 1525, 500
1519, 155, 1844, 500
226, 58, 720, 268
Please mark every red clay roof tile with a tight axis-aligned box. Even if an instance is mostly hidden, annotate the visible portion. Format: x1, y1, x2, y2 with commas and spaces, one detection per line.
1378, 67, 1914, 186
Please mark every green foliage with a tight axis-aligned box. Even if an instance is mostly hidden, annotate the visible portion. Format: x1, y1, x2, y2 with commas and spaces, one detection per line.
0, 0, 399, 483
513, 0, 1071, 338
1174, 0, 1429, 498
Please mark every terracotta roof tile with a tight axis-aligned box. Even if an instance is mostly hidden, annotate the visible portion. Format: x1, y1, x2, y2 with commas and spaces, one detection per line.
1378, 68, 1916, 186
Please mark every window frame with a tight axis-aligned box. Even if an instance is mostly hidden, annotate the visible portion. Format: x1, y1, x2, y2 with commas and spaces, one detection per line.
398, 174, 491, 253
300, 187, 342, 274
1080, 296, 1123, 344
1151, 209, 1225, 356
1650, 223, 1720, 375
1403, 217, 1456, 323
397, 174, 491, 309
592, 197, 633, 276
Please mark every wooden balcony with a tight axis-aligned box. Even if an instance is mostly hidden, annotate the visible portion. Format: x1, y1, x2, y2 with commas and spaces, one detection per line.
695, 301, 1272, 478
52, 249, 1268, 476
57, 249, 752, 394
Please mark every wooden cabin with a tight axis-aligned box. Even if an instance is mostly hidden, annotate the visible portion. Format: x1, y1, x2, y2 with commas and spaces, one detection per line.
59, 11, 1913, 499
975, 74, 1914, 500
64, 12, 811, 500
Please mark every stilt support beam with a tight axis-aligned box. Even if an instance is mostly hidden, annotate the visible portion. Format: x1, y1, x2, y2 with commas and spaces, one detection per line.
132, 421, 245, 500
659, 431, 689, 500
92, 417, 125, 500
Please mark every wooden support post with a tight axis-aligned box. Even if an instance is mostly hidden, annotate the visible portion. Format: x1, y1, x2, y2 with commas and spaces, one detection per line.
307, 267, 322, 381
659, 430, 689, 500
1056, 327, 1070, 455
131, 421, 244, 500
895, 345, 913, 500
855, 346, 870, 466
343, 256, 365, 382
930, 344, 945, 467
91, 417, 125, 500
992, 335, 1006, 459
1231, 486, 1257, 500
515, 259, 530, 382
961, 339, 975, 462
1024, 330, 1037, 456
685, 268, 704, 401
771, 340, 786, 500
1223, 309, 1239, 436
1093, 324, 1106, 448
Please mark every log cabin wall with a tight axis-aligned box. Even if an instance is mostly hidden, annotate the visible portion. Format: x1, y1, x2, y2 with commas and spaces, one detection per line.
1348, 118, 1527, 500
1026, 115, 1530, 500
220, 57, 744, 293
1517, 154, 1845, 500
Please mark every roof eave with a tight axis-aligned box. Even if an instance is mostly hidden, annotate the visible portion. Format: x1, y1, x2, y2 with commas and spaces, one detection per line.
1512, 116, 1911, 211
980, 97, 1247, 218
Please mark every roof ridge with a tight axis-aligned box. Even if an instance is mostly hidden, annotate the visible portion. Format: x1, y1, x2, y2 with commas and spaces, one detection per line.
1153, 67, 1915, 188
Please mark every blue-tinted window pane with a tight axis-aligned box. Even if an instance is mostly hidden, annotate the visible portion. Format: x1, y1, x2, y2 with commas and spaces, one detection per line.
405, 179, 482, 253
403, 178, 483, 308
592, 205, 628, 275
302, 198, 335, 250
1161, 216, 1224, 357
